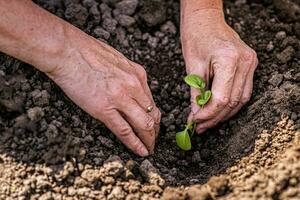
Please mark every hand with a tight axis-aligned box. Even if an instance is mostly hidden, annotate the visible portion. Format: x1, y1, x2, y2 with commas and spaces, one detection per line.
47, 32, 161, 156
181, 9, 258, 133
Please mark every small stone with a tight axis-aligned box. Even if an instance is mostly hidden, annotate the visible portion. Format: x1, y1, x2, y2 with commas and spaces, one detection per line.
207, 175, 229, 196
139, 159, 165, 186
65, 3, 88, 28
89, 4, 101, 22
81, 169, 100, 182
102, 156, 125, 177
27, 107, 44, 121
68, 187, 76, 196
102, 18, 118, 33
275, 31, 287, 40
139, 0, 167, 26
147, 36, 159, 48
161, 187, 185, 200
160, 21, 177, 35
100, 3, 112, 19
31, 90, 50, 106
82, 0, 97, 8
98, 135, 114, 148
107, 186, 126, 200
126, 160, 137, 171
291, 112, 297, 120
276, 46, 295, 63
93, 27, 110, 40
162, 114, 175, 127
45, 124, 59, 143
268, 72, 283, 87
115, 0, 138, 16
117, 14, 136, 27
74, 177, 88, 187
187, 185, 212, 200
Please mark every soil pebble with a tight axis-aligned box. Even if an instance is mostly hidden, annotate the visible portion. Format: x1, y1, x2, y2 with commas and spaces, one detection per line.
139, 159, 165, 186
139, 0, 167, 27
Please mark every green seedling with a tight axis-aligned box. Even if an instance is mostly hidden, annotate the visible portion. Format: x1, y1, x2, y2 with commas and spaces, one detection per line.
176, 74, 212, 151
184, 74, 212, 107
176, 121, 195, 151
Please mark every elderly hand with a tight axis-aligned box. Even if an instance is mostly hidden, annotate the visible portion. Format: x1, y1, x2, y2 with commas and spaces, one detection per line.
48, 32, 161, 156
181, 9, 258, 133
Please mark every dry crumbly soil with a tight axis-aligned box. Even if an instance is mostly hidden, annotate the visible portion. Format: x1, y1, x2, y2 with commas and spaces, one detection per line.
0, 0, 300, 199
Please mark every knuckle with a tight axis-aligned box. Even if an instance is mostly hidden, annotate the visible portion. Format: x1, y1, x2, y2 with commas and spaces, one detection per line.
228, 99, 239, 108
138, 67, 147, 81
127, 77, 140, 88
229, 50, 240, 61
118, 125, 132, 138
244, 50, 254, 61
143, 116, 155, 131
112, 89, 127, 103
241, 95, 251, 104
216, 96, 230, 107
252, 50, 258, 60
134, 64, 148, 83
220, 46, 240, 61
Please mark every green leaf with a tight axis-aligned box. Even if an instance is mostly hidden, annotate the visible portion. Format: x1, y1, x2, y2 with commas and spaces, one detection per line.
204, 90, 212, 101
184, 74, 206, 89
176, 130, 191, 151
196, 91, 212, 106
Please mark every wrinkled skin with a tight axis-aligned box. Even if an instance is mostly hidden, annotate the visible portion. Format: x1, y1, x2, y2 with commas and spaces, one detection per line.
181, 9, 258, 133
48, 35, 161, 157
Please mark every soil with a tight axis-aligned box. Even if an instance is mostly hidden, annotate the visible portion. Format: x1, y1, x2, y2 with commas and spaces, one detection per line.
0, 0, 300, 199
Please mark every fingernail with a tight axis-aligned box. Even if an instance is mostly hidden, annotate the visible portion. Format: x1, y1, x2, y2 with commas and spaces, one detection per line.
140, 147, 149, 157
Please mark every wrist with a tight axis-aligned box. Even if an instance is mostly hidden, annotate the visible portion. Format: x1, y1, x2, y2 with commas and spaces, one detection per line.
181, 9, 226, 44
181, 0, 223, 12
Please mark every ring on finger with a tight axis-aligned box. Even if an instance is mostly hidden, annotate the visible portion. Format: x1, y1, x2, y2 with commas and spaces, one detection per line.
146, 105, 154, 113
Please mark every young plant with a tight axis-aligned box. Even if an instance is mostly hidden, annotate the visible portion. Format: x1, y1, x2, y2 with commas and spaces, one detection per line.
176, 74, 212, 151
176, 121, 195, 151
184, 74, 212, 107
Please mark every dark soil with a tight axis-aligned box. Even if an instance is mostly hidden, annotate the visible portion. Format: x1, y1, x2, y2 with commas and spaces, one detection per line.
1, 0, 300, 199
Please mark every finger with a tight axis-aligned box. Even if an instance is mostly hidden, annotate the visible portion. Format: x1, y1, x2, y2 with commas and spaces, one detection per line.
193, 58, 237, 122
131, 62, 161, 135
102, 110, 149, 157
118, 98, 156, 154
224, 57, 258, 120
196, 53, 253, 131
183, 59, 208, 125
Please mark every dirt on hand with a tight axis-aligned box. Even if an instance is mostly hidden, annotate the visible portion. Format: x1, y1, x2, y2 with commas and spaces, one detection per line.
0, 0, 300, 199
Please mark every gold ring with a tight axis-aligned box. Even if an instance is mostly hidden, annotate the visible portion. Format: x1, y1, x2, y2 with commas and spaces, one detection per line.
146, 106, 154, 113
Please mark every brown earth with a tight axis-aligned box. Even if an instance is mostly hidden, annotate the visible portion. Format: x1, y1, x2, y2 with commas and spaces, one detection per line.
0, 0, 299, 199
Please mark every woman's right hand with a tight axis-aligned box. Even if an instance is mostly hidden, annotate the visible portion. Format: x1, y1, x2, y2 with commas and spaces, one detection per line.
47, 30, 161, 157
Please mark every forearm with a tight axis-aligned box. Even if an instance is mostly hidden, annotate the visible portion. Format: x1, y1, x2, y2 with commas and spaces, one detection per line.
180, 0, 225, 42
181, 0, 223, 12
0, 0, 77, 73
